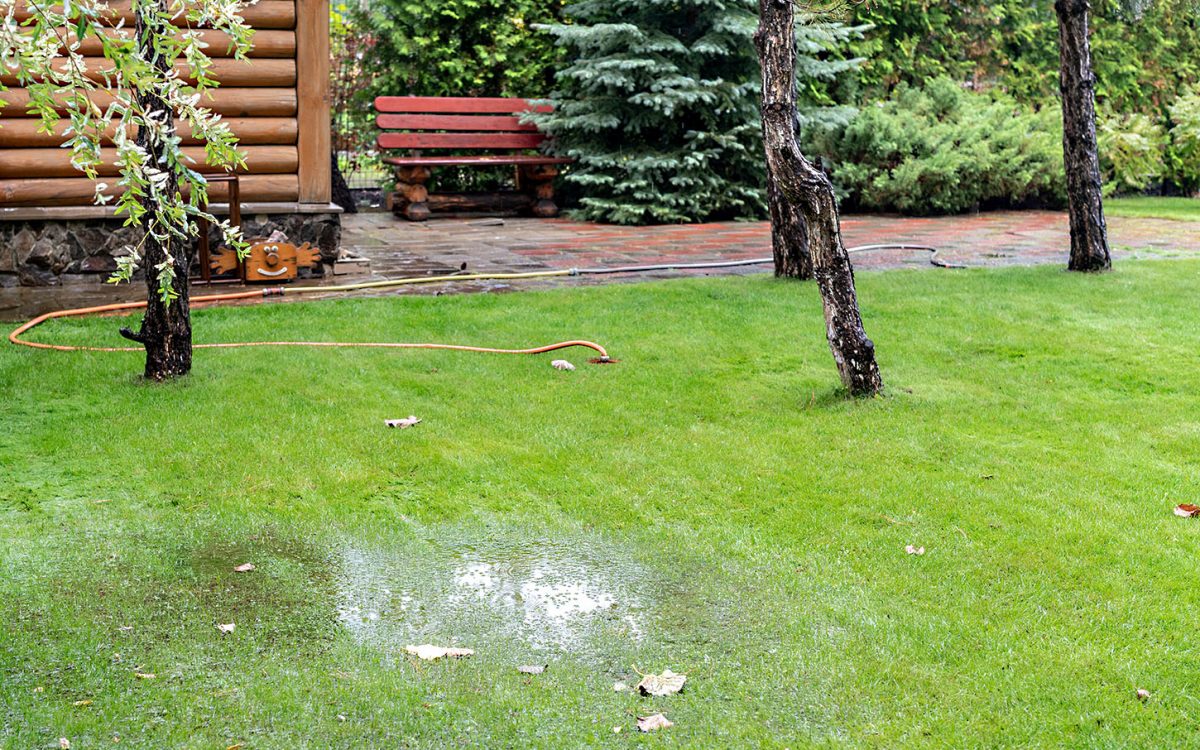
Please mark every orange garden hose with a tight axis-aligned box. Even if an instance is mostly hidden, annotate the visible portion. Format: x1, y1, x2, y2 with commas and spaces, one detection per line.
6, 274, 612, 361
6, 246, 957, 360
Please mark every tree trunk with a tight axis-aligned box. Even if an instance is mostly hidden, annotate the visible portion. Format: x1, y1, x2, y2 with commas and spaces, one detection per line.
755, 0, 882, 397
130, 0, 191, 380
1055, 0, 1111, 272
767, 172, 813, 279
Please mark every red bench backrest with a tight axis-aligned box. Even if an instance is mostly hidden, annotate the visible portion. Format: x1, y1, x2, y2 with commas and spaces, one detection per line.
374, 97, 553, 151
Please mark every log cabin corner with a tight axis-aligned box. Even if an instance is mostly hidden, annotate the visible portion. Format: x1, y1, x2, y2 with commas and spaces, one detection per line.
0, 0, 340, 286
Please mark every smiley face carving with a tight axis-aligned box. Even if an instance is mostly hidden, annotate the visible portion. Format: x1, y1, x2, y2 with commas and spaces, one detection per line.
210, 240, 323, 282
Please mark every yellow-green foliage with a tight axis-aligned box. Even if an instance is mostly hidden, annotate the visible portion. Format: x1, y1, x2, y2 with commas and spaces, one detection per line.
808, 78, 1065, 215
1099, 111, 1168, 196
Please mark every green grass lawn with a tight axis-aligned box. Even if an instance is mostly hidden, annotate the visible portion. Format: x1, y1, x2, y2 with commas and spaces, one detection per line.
4, 262, 1200, 747
1106, 195, 1200, 221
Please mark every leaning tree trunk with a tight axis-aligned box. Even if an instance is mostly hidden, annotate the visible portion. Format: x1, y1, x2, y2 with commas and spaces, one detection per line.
767, 168, 813, 279
130, 0, 192, 379
755, 0, 882, 397
1055, 0, 1111, 272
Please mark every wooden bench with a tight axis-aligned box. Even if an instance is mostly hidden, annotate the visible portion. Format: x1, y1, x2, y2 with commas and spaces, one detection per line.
374, 96, 571, 221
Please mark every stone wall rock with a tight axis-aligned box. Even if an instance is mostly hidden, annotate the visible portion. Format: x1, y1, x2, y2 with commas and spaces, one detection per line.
0, 213, 342, 286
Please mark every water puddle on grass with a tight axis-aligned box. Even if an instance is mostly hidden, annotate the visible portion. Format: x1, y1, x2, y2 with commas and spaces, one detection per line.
336, 531, 646, 657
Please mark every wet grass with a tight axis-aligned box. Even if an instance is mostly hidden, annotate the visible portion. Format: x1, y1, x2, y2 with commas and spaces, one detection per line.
4, 260, 1200, 746
1106, 195, 1200, 221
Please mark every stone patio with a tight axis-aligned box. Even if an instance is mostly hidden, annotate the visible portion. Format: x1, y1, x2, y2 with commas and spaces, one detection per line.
4, 209, 1200, 322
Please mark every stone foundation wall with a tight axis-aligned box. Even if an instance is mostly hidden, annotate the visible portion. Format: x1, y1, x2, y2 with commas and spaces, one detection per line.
0, 213, 341, 287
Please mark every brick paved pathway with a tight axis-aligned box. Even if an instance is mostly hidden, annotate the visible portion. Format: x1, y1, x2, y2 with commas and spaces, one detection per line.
4, 210, 1199, 321
342, 210, 1200, 282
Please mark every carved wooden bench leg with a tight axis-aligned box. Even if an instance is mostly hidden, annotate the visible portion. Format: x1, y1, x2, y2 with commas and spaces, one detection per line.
393, 165, 433, 221
520, 164, 560, 218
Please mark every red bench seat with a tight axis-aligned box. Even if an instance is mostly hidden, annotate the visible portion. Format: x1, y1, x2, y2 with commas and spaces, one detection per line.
374, 96, 570, 221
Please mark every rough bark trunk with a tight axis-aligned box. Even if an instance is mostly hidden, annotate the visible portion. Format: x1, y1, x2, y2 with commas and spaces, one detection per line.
767, 171, 813, 279
755, 0, 882, 397
130, 0, 192, 380
1055, 0, 1111, 272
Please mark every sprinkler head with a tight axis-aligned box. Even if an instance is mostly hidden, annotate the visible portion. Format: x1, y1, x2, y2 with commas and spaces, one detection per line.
589, 356, 619, 365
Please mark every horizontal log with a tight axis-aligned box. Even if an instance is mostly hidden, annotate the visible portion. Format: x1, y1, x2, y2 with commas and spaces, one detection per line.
12, 1, 297, 29
0, 174, 299, 206
68, 29, 296, 58
2, 58, 296, 88
0, 117, 298, 147
383, 154, 572, 167
392, 191, 535, 214
375, 114, 538, 132
375, 97, 553, 115
0, 88, 297, 117
377, 132, 547, 150
0, 145, 298, 178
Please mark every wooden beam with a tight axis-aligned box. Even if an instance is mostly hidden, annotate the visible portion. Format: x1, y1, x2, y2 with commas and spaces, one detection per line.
0, 146, 298, 178
12, 1, 297, 29
296, 0, 330, 203
1, 59, 296, 88
0, 88, 297, 117
0, 174, 300, 206
68, 29, 297, 58
0, 117, 299, 148
375, 96, 553, 114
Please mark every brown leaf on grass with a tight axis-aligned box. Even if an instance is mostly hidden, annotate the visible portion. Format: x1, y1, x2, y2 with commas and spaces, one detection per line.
233, 563, 255, 573
637, 713, 673, 732
385, 416, 422, 429
72, 699, 92, 707
133, 672, 156, 680
905, 545, 926, 556
404, 644, 474, 660
636, 668, 686, 696
216, 623, 236, 635
517, 664, 546, 675
226, 744, 243, 750
1174, 504, 1200, 518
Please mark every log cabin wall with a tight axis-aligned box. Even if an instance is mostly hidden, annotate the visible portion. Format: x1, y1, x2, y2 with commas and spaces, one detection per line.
0, 0, 332, 210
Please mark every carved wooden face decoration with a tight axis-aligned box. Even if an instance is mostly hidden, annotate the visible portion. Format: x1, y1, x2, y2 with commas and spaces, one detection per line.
211, 240, 322, 282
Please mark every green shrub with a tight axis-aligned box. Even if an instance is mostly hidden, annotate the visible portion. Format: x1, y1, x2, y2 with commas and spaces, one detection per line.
1167, 87, 1200, 194
534, 1, 864, 225
808, 77, 1065, 215
1098, 110, 1167, 196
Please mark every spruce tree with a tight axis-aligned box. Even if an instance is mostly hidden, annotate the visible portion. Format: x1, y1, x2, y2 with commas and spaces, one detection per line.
536, 1, 862, 225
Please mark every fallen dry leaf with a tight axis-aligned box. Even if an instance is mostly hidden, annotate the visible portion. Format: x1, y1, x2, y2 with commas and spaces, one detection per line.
217, 623, 236, 635
73, 699, 92, 707
612, 726, 622, 734
385, 416, 422, 429
59, 738, 70, 749
404, 644, 474, 660
517, 664, 546, 675
226, 745, 243, 750
637, 713, 673, 732
636, 668, 687, 696
1174, 504, 1200, 518
118, 625, 133, 632
92, 499, 111, 505
233, 563, 255, 573
551, 359, 576, 371
133, 672, 156, 680
1137, 688, 1151, 701
905, 545, 926, 556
